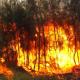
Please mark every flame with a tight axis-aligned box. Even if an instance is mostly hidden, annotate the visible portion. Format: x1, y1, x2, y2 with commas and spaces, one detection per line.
0, 58, 5, 63
0, 58, 13, 79
11, 22, 80, 75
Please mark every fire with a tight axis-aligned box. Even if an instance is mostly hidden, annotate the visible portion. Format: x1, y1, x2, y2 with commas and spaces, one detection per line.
0, 58, 5, 63
10, 21, 80, 75
0, 58, 13, 79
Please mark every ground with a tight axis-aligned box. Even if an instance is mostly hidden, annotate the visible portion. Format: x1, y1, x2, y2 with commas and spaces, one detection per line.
0, 64, 80, 80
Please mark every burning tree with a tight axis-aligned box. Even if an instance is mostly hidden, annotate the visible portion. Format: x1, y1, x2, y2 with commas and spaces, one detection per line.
0, 0, 80, 77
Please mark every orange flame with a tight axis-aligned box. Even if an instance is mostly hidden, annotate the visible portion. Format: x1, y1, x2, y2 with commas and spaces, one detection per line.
0, 58, 13, 79
11, 22, 80, 75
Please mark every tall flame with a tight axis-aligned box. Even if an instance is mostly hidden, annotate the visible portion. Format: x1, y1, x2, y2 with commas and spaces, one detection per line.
11, 22, 80, 75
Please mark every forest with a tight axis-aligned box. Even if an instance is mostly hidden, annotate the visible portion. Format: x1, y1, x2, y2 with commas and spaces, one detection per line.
0, 0, 80, 80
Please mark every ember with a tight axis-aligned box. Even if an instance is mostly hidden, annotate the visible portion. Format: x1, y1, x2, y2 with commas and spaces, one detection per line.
0, 58, 13, 79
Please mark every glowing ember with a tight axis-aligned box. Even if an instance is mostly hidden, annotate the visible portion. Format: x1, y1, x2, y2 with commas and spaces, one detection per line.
0, 58, 5, 63
10, 22, 80, 75
0, 58, 13, 79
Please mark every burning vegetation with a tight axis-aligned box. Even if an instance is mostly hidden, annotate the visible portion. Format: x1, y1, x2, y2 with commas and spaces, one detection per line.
0, 0, 80, 80
0, 57, 13, 80
8, 21, 80, 75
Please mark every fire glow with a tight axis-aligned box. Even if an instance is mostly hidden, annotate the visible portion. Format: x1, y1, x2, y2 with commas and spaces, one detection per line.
10, 21, 80, 75
0, 58, 13, 79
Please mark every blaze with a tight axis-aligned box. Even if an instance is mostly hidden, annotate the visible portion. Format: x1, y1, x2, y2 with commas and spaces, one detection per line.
0, 58, 13, 79
11, 22, 80, 75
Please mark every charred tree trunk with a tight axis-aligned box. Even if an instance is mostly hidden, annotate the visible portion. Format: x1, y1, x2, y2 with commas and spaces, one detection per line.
38, 25, 40, 71
54, 23, 57, 52
42, 25, 46, 69
74, 27, 79, 65
27, 36, 29, 66
34, 39, 37, 70
74, 33, 76, 64
33, 33, 38, 70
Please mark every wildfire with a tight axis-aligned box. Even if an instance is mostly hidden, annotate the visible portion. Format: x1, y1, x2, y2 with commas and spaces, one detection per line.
0, 58, 13, 79
10, 21, 80, 75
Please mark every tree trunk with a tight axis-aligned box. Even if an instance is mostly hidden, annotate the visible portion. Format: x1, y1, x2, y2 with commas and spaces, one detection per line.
38, 25, 40, 71
74, 28, 79, 64
42, 25, 46, 69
